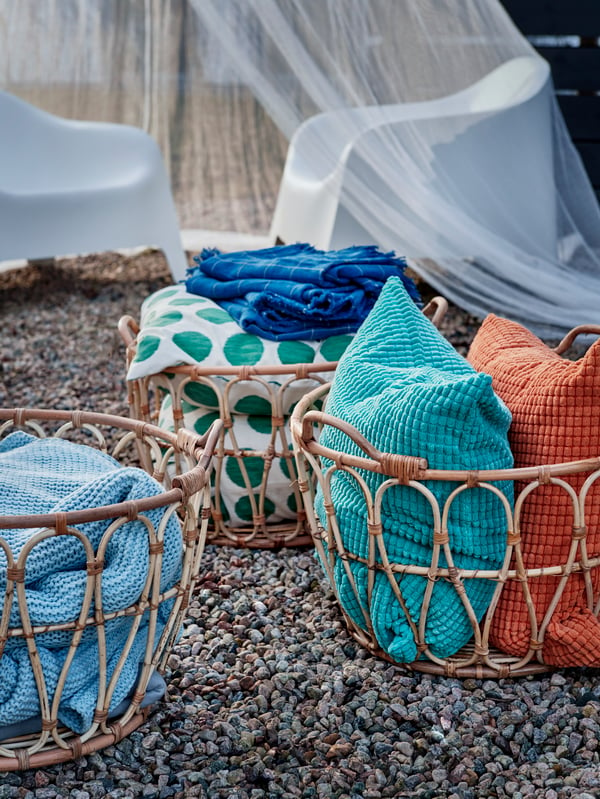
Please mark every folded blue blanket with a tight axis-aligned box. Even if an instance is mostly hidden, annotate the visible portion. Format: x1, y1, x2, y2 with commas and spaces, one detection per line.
185, 243, 421, 341
0, 432, 182, 733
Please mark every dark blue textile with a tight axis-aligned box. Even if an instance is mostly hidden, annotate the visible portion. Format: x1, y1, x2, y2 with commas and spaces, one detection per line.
185, 243, 421, 341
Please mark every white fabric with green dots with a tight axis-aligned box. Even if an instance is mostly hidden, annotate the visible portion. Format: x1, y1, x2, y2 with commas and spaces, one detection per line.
128, 285, 352, 526
127, 285, 351, 380
157, 388, 301, 526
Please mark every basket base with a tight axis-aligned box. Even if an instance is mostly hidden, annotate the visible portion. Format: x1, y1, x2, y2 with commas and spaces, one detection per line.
0, 708, 151, 772
207, 521, 312, 549
349, 630, 555, 679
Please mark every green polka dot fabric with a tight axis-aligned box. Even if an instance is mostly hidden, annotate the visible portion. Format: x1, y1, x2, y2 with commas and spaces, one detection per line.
127, 285, 353, 381
157, 390, 298, 526
128, 285, 353, 528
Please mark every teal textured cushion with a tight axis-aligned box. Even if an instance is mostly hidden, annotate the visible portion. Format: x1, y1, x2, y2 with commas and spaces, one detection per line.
315, 277, 514, 662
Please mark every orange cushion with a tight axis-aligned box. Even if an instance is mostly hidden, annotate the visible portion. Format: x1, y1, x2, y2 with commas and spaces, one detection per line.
468, 315, 600, 666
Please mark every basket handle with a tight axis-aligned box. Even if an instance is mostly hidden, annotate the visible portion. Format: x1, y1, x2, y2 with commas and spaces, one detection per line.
118, 315, 140, 347
553, 324, 600, 355
172, 419, 224, 497
299, 408, 428, 481
422, 296, 448, 329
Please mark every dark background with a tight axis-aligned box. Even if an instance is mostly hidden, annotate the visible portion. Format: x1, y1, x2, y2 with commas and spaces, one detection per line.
502, 0, 600, 198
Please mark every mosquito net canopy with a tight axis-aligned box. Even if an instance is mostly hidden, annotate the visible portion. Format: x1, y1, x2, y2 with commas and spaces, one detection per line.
2, 0, 599, 335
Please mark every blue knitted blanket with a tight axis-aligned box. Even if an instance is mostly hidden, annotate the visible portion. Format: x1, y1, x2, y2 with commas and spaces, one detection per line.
185, 243, 421, 341
0, 432, 183, 733
316, 278, 514, 662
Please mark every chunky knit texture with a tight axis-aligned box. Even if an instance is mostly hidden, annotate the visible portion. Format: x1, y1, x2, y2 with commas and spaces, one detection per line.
316, 278, 513, 662
468, 315, 600, 666
0, 432, 183, 732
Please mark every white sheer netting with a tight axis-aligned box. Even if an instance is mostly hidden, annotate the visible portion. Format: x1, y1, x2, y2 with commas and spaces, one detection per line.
0, 0, 287, 234
2, 0, 599, 334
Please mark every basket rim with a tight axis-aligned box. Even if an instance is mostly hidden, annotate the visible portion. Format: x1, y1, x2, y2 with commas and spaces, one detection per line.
133, 361, 340, 378
290, 383, 600, 483
0, 407, 220, 528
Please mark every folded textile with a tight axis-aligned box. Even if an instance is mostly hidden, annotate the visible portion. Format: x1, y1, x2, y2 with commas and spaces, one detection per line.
185, 243, 421, 340
126, 283, 354, 383
315, 277, 514, 662
0, 432, 182, 733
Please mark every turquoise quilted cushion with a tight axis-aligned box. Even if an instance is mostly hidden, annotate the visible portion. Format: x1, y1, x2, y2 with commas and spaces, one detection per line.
316, 277, 514, 662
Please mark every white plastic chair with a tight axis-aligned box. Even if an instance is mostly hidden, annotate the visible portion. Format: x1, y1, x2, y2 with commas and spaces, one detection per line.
0, 91, 187, 281
270, 56, 555, 259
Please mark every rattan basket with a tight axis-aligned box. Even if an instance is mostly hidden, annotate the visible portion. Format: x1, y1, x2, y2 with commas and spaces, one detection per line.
119, 299, 447, 549
290, 326, 600, 679
0, 408, 220, 770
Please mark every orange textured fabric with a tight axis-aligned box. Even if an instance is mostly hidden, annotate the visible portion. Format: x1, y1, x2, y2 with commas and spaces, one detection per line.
468, 315, 600, 667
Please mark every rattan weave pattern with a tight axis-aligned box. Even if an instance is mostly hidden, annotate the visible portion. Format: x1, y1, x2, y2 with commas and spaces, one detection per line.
119, 298, 447, 549
0, 408, 220, 770
291, 377, 600, 678
121, 312, 333, 548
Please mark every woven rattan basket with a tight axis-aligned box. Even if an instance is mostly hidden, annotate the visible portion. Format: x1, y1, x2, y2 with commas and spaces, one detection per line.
0, 408, 220, 770
291, 326, 600, 678
119, 298, 448, 549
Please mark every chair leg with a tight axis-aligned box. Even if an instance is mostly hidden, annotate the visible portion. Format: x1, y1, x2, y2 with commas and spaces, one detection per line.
161, 237, 189, 283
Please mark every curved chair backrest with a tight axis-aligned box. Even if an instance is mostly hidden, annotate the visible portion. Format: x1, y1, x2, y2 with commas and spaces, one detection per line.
465, 55, 550, 112
0, 90, 187, 279
332, 56, 555, 257
270, 56, 555, 260
0, 90, 161, 192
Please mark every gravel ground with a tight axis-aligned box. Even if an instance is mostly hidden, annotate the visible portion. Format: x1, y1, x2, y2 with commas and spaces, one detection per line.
1, 251, 600, 799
